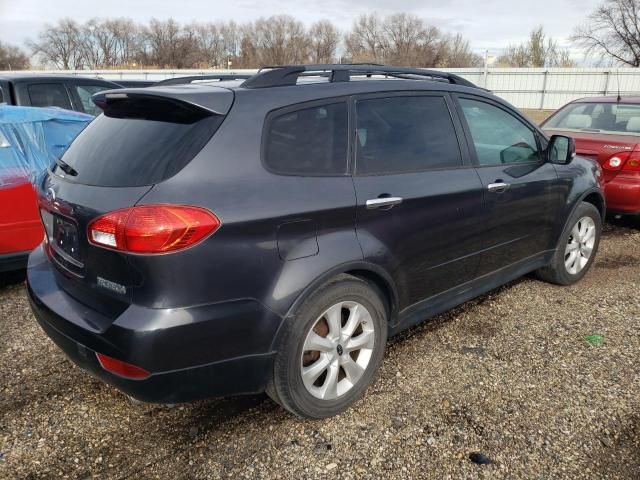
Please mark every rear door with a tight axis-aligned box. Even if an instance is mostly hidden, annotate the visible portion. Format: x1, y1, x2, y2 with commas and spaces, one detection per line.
352, 92, 485, 310
23, 82, 74, 110
454, 95, 564, 275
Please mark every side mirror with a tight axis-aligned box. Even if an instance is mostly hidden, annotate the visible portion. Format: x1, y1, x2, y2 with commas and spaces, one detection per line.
547, 135, 576, 164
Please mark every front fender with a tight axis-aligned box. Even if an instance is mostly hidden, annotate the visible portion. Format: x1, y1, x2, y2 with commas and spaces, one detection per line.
551, 156, 605, 247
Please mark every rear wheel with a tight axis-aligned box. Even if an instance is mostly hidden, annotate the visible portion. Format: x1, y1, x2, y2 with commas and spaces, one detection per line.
536, 202, 601, 285
268, 275, 387, 418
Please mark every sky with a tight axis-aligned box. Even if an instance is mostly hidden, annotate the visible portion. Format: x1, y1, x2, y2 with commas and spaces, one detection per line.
0, 0, 603, 61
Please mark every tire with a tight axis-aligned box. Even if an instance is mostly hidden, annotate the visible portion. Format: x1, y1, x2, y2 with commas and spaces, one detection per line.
268, 274, 387, 419
536, 201, 601, 285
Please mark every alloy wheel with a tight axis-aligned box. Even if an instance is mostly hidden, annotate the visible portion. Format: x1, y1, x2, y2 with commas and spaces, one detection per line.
300, 301, 376, 400
564, 216, 596, 274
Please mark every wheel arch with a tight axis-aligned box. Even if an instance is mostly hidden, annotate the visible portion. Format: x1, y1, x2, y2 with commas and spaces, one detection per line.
268, 261, 399, 352
581, 190, 606, 221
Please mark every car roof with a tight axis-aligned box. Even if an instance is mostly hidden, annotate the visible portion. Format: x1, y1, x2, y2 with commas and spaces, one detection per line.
0, 73, 119, 84
572, 96, 640, 104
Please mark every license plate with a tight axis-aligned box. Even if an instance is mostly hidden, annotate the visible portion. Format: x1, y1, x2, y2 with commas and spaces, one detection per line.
42, 210, 81, 263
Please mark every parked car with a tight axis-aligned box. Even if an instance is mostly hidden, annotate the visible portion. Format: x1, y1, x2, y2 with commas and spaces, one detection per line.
0, 106, 92, 272
542, 96, 640, 215
154, 74, 252, 86
0, 74, 120, 115
27, 64, 605, 419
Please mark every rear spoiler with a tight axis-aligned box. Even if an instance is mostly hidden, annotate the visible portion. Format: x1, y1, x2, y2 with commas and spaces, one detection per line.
92, 86, 234, 119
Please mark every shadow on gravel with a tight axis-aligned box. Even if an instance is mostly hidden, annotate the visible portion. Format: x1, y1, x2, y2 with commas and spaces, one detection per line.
100, 394, 274, 478
606, 214, 640, 231
0, 269, 26, 290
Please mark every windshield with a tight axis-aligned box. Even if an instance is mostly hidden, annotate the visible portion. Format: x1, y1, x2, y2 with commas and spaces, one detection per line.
545, 102, 640, 135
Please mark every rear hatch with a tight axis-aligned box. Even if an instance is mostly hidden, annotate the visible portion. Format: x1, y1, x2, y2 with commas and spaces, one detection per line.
37, 87, 233, 319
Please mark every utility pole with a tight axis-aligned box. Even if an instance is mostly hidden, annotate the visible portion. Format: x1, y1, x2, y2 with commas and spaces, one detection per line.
483, 49, 489, 88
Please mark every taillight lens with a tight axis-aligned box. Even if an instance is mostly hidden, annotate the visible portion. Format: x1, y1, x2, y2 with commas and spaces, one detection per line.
603, 152, 630, 170
88, 205, 220, 254
622, 151, 640, 172
96, 353, 150, 380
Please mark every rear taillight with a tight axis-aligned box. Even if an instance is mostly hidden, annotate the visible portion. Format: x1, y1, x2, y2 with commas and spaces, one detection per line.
603, 152, 630, 170
96, 353, 150, 380
88, 204, 220, 254
622, 150, 640, 172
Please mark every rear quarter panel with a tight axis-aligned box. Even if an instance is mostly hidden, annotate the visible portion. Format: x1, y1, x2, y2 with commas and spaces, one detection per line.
129, 90, 364, 317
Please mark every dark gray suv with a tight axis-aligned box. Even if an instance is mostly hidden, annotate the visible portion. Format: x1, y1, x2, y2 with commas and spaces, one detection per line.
27, 65, 605, 418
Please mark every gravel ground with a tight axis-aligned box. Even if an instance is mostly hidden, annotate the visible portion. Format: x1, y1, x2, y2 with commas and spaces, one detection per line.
1, 220, 639, 480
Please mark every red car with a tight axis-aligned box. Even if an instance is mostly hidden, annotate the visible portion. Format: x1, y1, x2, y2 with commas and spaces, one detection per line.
542, 96, 640, 215
0, 106, 92, 272
0, 171, 42, 272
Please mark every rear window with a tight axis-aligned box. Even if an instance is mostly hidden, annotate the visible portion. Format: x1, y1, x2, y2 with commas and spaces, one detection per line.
545, 102, 640, 134
264, 101, 348, 176
56, 98, 223, 187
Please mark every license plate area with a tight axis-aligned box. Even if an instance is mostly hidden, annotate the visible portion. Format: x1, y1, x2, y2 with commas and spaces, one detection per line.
41, 209, 84, 268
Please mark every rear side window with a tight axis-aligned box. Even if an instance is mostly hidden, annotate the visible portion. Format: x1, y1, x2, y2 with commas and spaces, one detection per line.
74, 84, 109, 116
355, 96, 462, 175
28, 83, 72, 110
57, 97, 223, 187
264, 102, 348, 176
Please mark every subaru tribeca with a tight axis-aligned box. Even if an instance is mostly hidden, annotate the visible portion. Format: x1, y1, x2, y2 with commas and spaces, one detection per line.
27, 65, 605, 418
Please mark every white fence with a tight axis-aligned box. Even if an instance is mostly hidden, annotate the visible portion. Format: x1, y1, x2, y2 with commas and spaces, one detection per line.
5, 67, 640, 110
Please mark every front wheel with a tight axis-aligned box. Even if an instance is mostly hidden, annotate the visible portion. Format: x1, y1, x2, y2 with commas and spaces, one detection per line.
268, 274, 387, 418
536, 201, 601, 285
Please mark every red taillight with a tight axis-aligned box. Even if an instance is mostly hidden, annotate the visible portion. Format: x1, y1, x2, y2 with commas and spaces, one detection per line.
88, 205, 220, 254
96, 353, 150, 380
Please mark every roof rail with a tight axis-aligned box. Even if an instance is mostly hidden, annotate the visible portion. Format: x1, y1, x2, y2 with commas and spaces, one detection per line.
156, 74, 252, 86
240, 64, 479, 89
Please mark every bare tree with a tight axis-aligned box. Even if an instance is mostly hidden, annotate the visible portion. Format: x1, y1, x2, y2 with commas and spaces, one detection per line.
344, 13, 385, 63
252, 15, 310, 66
29, 18, 85, 69
309, 20, 339, 63
25, 14, 481, 69
0, 42, 30, 70
497, 27, 575, 67
572, 0, 640, 66
141, 18, 199, 68
442, 34, 483, 67
344, 13, 479, 67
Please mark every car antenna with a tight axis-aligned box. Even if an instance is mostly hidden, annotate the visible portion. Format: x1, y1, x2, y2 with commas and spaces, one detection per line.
616, 68, 621, 103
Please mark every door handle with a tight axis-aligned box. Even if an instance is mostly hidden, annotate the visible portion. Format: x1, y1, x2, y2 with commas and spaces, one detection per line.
366, 196, 403, 209
487, 182, 510, 193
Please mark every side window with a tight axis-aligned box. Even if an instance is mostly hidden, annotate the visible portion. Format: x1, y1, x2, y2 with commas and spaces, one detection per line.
459, 98, 540, 166
264, 102, 348, 176
0, 86, 4, 103
27, 83, 73, 110
75, 84, 108, 116
355, 95, 462, 175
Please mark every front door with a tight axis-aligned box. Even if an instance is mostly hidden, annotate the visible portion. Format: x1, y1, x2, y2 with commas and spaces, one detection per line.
455, 95, 564, 276
352, 92, 485, 311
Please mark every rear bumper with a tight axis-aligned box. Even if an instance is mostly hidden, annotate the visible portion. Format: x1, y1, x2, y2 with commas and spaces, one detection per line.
605, 175, 640, 214
26, 245, 282, 403
0, 250, 30, 273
